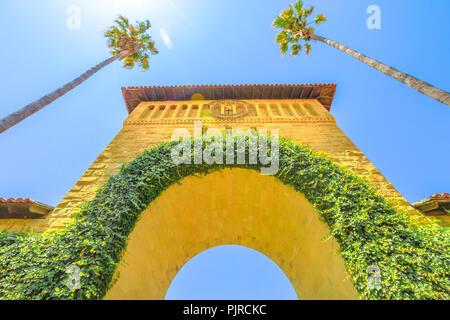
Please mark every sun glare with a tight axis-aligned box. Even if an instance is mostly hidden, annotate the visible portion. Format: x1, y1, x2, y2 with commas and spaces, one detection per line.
113, 0, 146, 19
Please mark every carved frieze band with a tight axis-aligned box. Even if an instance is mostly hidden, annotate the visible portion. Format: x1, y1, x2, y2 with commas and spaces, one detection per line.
124, 117, 336, 125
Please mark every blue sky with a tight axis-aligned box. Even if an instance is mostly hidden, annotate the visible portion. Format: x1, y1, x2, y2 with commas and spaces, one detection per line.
0, 0, 448, 299
165, 245, 298, 300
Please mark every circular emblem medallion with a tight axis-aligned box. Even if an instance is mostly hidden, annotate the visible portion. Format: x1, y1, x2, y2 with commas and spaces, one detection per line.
209, 100, 253, 119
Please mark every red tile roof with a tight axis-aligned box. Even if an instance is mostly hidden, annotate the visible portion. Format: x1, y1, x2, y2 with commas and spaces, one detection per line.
121, 83, 337, 114
432, 193, 450, 199
0, 198, 36, 204
413, 193, 450, 219
0, 198, 54, 218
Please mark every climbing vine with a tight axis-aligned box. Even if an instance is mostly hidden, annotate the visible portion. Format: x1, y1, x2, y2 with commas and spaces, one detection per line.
0, 137, 448, 300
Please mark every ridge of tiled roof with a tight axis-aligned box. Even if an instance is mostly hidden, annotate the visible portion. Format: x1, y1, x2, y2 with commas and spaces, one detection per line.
432, 193, 450, 199
121, 83, 337, 114
124, 83, 336, 89
0, 198, 36, 204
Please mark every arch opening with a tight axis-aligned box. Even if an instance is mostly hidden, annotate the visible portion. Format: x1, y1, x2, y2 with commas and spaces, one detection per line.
165, 245, 298, 300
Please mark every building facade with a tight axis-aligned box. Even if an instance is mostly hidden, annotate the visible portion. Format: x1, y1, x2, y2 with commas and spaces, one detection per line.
0, 84, 439, 299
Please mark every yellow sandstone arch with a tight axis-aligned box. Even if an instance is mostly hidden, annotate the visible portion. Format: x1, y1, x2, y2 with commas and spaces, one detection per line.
105, 168, 361, 300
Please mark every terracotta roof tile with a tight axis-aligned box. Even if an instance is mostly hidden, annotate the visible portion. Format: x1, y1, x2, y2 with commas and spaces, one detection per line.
0, 198, 36, 204
432, 193, 450, 199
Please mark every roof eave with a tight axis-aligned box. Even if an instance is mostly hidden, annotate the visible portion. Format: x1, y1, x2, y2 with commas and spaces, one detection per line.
121, 83, 337, 115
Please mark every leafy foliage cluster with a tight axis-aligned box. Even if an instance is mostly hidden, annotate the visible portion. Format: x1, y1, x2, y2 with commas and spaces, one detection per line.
105, 16, 158, 70
0, 137, 448, 300
273, 0, 326, 56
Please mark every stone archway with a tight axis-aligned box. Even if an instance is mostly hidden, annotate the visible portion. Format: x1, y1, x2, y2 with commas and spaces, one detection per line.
2, 138, 446, 300
104, 168, 360, 300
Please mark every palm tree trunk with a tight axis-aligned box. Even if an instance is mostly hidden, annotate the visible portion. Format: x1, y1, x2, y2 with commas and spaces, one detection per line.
0, 53, 123, 134
312, 34, 450, 107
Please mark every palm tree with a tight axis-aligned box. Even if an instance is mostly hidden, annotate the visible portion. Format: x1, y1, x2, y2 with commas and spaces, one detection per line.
273, 1, 450, 107
0, 16, 158, 134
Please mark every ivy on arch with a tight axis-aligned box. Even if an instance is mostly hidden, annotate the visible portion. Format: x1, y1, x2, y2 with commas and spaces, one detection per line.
0, 137, 448, 300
